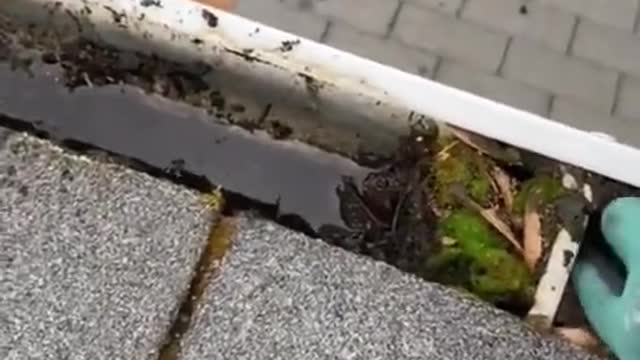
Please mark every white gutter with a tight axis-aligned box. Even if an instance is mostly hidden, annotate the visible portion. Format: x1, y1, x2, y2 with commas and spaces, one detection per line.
1, 0, 639, 188
0, 0, 630, 334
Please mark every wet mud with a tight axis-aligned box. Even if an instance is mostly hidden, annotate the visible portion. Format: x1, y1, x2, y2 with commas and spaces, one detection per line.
0, 55, 372, 231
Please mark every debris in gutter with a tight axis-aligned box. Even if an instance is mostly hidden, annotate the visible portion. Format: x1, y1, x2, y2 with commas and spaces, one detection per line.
103, 5, 127, 26
279, 39, 301, 52
201, 9, 218, 28
450, 183, 523, 254
3, 7, 636, 355
140, 0, 162, 7
448, 126, 521, 165
555, 327, 607, 356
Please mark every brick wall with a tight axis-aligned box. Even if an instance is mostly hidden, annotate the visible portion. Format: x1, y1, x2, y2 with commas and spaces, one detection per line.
224, 0, 640, 146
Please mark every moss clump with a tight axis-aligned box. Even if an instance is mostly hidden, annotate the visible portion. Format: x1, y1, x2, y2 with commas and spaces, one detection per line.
513, 176, 566, 214
434, 139, 494, 207
424, 210, 533, 304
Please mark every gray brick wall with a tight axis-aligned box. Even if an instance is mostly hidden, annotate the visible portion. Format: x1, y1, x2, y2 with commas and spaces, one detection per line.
550, 97, 640, 147
572, 20, 640, 78
538, 0, 639, 31
406, 0, 464, 14
325, 23, 438, 77
616, 76, 640, 120
392, 3, 508, 72
234, 0, 328, 40
281, 0, 399, 36
502, 39, 618, 112
231, 0, 640, 147
461, 0, 576, 52
435, 60, 550, 115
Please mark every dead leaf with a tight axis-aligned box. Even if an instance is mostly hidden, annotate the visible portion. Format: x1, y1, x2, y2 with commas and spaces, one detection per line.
447, 126, 521, 164
491, 166, 513, 211
449, 184, 523, 254
523, 194, 542, 271
555, 327, 604, 354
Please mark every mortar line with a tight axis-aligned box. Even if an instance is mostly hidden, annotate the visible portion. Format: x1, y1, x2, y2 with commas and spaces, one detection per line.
319, 20, 333, 43
385, 0, 404, 39
546, 94, 555, 118
456, 0, 471, 18
495, 36, 512, 76
633, 2, 640, 34
610, 72, 624, 117
566, 17, 580, 56
431, 55, 443, 80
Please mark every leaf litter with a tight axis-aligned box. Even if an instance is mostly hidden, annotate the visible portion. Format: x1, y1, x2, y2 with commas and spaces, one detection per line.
322, 121, 609, 354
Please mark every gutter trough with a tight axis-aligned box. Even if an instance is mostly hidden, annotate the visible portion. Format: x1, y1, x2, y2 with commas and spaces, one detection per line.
1, 0, 638, 356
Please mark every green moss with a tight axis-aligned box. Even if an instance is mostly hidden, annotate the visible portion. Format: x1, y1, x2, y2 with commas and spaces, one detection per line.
424, 210, 533, 304
439, 209, 502, 252
424, 247, 470, 287
469, 178, 492, 207
469, 248, 532, 301
434, 141, 494, 207
513, 176, 566, 214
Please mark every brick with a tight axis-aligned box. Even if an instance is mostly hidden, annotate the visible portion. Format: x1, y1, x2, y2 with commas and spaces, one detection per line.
538, 0, 638, 31
282, 0, 399, 36
325, 23, 439, 77
550, 97, 640, 147
461, 0, 576, 52
502, 39, 617, 112
234, 0, 328, 41
392, 3, 508, 72
616, 76, 640, 120
573, 20, 640, 78
435, 61, 551, 115
405, 0, 465, 14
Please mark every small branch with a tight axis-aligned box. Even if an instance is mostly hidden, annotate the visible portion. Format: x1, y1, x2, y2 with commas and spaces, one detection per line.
447, 125, 520, 164
491, 166, 513, 211
449, 183, 523, 254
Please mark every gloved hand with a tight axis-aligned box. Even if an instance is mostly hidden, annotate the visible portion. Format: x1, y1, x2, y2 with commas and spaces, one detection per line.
572, 197, 640, 360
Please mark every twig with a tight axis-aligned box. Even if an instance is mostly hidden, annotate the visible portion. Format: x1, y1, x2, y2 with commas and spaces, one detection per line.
449, 183, 523, 254
436, 139, 459, 161
82, 72, 93, 87
491, 166, 514, 211
447, 125, 520, 164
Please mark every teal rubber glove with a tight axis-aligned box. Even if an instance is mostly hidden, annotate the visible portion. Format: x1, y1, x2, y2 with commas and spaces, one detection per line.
572, 197, 640, 360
